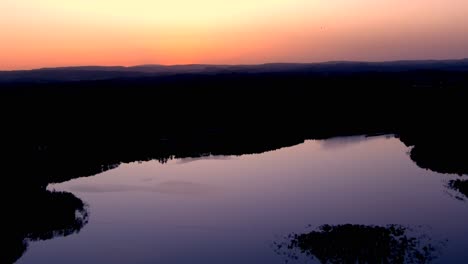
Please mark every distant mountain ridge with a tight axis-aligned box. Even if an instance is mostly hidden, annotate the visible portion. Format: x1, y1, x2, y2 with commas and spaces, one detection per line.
1, 59, 468, 83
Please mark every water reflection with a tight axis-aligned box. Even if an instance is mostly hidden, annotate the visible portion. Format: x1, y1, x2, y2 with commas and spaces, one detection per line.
319, 134, 391, 150
66, 180, 215, 196
8, 132, 468, 263
177, 155, 233, 164
275, 224, 443, 264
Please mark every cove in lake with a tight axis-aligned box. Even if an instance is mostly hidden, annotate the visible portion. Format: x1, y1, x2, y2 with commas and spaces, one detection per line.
15, 135, 468, 264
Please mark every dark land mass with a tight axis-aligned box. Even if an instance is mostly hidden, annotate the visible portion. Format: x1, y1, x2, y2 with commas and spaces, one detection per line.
275, 224, 442, 264
2, 59, 468, 83
274, 224, 444, 264
1, 60, 468, 263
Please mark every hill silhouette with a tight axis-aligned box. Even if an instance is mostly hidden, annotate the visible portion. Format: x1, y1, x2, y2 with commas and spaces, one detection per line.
1, 59, 468, 83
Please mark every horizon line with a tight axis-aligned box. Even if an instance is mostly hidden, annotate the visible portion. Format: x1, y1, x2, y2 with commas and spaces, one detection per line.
2, 57, 468, 72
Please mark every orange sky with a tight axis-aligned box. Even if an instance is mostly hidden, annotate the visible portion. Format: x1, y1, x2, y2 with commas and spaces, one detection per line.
1, 0, 468, 70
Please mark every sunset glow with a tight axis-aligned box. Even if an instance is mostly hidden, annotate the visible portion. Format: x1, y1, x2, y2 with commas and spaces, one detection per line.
1, 0, 468, 70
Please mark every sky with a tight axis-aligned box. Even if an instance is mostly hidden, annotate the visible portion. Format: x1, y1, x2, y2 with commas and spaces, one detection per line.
1, 0, 468, 70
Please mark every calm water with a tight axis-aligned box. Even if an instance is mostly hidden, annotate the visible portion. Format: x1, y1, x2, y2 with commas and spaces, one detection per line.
17, 135, 468, 263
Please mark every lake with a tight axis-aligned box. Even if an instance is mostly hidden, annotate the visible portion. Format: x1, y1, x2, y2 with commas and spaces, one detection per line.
16, 135, 468, 263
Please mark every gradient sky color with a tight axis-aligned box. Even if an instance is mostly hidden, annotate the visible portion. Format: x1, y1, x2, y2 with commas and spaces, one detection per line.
1, 0, 468, 70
